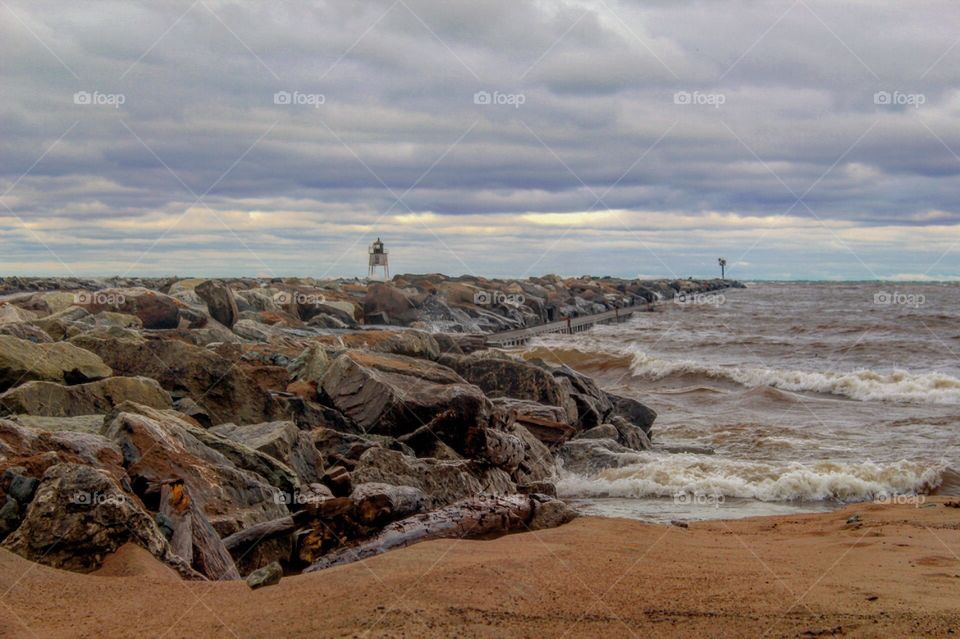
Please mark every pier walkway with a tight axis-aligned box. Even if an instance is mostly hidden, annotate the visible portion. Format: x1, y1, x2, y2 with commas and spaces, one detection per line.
485, 305, 643, 347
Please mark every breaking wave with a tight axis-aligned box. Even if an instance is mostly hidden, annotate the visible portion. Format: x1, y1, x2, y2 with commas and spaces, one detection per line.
525, 344, 960, 404
628, 351, 960, 404
557, 454, 948, 503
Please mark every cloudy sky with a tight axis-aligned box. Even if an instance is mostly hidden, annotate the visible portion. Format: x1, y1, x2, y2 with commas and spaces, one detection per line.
2, 0, 960, 280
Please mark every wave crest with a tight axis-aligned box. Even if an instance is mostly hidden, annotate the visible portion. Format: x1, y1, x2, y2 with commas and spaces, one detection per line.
557, 455, 947, 502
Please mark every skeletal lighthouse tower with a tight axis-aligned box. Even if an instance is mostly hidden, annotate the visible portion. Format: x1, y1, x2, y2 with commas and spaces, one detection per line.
368, 237, 389, 280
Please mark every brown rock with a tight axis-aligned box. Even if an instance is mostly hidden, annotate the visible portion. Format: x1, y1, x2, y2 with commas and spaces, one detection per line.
0, 376, 171, 418
0, 335, 112, 392
195, 280, 240, 328
104, 409, 290, 536
70, 335, 283, 425
79, 287, 181, 330
319, 350, 491, 443
1, 463, 198, 578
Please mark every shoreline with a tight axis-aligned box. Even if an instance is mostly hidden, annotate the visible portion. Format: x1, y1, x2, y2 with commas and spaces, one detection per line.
3, 499, 959, 638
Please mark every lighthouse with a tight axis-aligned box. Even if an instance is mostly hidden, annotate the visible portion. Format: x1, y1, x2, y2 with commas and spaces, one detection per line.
368, 238, 390, 280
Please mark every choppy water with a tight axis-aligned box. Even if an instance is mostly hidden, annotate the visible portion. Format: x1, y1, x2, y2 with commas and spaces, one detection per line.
525, 282, 960, 522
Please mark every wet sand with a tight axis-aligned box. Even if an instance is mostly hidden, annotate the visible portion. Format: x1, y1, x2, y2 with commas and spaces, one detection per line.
2, 499, 959, 638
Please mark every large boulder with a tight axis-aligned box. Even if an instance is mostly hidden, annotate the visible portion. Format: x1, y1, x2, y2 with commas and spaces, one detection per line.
70, 335, 283, 425
362, 284, 419, 325
232, 319, 274, 342
607, 393, 657, 437
287, 343, 332, 384
508, 423, 556, 484
78, 287, 181, 330
30, 306, 93, 341
0, 321, 54, 344
0, 419, 125, 482
444, 352, 576, 421
491, 397, 576, 446
211, 421, 324, 485
351, 447, 514, 509
547, 363, 614, 430
319, 351, 492, 447
0, 304, 38, 325
196, 280, 240, 328
0, 376, 171, 417
111, 402, 300, 498
311, 427, 383, 469
560, 438, 644, 475
104, 408, 290, 536
1, 463, 194, 576
0, 335, 112, 392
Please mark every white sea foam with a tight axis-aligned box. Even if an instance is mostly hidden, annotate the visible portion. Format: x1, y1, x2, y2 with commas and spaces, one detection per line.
557, 454, 946, 503
626, 348, 960, 404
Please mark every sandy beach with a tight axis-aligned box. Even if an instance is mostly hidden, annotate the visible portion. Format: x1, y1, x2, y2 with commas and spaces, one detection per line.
3, 499, 959, 638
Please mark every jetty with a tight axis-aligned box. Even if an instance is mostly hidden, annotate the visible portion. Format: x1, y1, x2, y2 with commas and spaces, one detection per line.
485, 305, 644, 347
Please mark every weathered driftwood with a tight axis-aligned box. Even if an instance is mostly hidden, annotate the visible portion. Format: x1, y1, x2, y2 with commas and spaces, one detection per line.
160, 481, 241, 581
221, 515, 297, 552
351, 482, 426, 525
304, 494, 535, 573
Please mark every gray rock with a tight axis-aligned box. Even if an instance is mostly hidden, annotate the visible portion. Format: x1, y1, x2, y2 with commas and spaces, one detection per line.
8, 474, 39, 505
246, 561, 283, 589
560, 438, 644, 475
232, 319, 273, 342
578, 424, 620, 440
320, 350, 491, 447
609, 416, 652, 451
0, 496, 20, 540
528, 497, 578, 531
352, 447, 514, 509
287, 343, 332, 384
508, 423, 557, 484
607, 393, 657, 436
212, 421, 324, 485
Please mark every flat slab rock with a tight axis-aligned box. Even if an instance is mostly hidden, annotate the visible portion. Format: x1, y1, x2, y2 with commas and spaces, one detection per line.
320, 350, 491, 438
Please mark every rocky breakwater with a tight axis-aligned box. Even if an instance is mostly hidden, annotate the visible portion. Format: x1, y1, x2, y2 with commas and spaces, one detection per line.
1, 273, 742, 335
0, 276, 672, 584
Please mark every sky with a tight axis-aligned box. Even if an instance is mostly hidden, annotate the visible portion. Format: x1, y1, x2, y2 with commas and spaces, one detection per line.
2, 0, 960, 280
